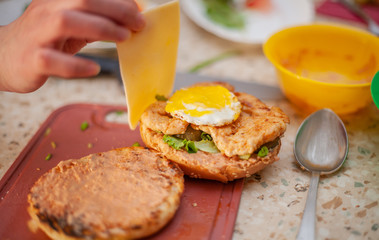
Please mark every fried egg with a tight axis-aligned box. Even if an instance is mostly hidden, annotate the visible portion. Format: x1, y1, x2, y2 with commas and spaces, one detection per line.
165, 85, 242, 126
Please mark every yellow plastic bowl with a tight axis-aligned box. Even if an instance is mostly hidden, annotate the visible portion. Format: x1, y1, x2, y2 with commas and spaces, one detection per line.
263, 24, 379, 115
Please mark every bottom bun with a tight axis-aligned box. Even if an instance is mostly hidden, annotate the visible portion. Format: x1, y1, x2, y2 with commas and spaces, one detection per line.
28, 147, 184, 240
140, 123, 281, 183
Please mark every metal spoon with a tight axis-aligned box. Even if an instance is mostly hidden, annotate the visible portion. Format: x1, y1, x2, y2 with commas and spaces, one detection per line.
294, 109, 348, 240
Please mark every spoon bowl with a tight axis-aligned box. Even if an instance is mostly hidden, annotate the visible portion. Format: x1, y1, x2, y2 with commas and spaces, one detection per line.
294, 108, 348, 240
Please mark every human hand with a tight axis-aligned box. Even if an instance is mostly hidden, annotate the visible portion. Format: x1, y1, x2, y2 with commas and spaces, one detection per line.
0, 0, 145, 93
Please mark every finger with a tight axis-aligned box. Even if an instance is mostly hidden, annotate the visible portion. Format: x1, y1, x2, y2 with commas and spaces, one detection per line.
35, 48, 100, 78
46, 10, 131, 42
65, 0, 145, 31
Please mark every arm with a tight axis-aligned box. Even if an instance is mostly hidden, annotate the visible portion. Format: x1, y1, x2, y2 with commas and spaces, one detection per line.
0, 0, 145, 93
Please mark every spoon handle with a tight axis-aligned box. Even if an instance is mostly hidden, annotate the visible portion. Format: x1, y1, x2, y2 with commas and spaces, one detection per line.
296, 171, 320, 240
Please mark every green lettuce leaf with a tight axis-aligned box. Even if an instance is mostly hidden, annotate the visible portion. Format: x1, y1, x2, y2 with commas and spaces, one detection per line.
163, 135, 185, 150
257, 146, 269, 157
184, 140, 198, 153
201, 132, 213, 141
163, 134, 222, 154
163, 135, 198, 153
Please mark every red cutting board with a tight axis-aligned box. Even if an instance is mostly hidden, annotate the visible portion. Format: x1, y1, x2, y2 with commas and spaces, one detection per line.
0, 103, 243, 240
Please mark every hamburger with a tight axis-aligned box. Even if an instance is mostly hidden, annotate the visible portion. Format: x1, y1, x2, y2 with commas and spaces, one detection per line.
140, 82, 290, 182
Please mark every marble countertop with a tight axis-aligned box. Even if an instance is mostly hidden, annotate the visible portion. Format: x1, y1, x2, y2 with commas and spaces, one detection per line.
1, 2, 379, 240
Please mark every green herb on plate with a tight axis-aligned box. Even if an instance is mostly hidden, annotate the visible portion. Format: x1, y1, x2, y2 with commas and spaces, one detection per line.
132, 142, 141, 147
202, 0, 245, 29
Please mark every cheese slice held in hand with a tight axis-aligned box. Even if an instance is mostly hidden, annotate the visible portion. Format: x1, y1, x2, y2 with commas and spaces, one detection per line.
117, 0, 180, 130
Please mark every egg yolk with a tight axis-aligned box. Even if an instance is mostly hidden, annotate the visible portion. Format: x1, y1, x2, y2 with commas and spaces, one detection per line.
165, 85, 242, 127
166, 85, 237, 116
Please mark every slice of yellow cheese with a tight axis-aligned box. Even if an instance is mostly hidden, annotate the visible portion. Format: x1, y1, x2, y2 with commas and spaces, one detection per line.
116, 0, 180, 130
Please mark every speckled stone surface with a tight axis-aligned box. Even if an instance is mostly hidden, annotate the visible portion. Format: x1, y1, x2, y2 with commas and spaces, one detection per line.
1, 5, 378, 240
234, 100, 379, 240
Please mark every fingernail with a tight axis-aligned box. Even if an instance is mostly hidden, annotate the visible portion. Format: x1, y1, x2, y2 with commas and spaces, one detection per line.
135, 13, 146, 31
88, 63, 101, 75
115, 27, 130, 41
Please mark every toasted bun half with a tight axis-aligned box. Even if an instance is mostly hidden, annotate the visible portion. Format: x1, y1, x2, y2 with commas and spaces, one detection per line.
27, 147, 184, 240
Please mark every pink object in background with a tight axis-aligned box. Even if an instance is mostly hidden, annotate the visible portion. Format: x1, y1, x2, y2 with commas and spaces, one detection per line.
316, 0, 379, 24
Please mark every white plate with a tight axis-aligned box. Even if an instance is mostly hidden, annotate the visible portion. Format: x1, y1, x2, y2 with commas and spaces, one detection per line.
180, 0, 315, 44
0, 0, 31, 25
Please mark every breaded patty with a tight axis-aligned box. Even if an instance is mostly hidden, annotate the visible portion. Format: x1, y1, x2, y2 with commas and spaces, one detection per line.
28, 147, 184, 240
195, 92, 289, 157
141, 101, 189, 135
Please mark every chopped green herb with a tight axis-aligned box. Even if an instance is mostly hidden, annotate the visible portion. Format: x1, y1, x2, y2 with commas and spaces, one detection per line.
189, 50, 240, 73
202, 0, 245, 29
358, 146, 370, 155
155, 94, 168, 101
44, 128, 51, 136
372, 223, 379, 231
132, 142, 141, 147
201, 132, 212, 141
354, 182, 364, 187
51, 141, 56, 149
81, 121, 89, 131
281, 178, 289, 186
351, 230, 361, 236
115, 110, 125, 115
257, 146, 269, 157
45, 153, 52, 161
